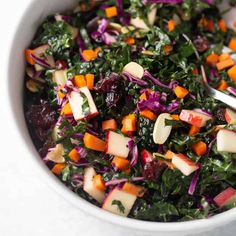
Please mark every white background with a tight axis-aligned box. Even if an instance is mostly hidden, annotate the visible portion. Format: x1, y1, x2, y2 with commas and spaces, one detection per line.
0, 1, 236, 236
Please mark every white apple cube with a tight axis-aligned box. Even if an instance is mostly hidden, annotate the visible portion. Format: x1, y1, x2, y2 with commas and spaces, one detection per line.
180, 109, 212, 127
172, 153, 199, 176
148, 6, 157, 25
68, 87, 98, 121
83, 167, 105, 204
46, 144, 65, 163
214, 187, 236, 208
225, 108, 236, 125
102, 188, 137, 217
123, 62, 144, 79
217, 129, 236, 153
53, 70, 68, 85
106, 131, 131, 158
153, 113, 172, 144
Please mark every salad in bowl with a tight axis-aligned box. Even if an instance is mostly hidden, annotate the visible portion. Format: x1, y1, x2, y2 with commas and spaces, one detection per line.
24, 0, 236, 222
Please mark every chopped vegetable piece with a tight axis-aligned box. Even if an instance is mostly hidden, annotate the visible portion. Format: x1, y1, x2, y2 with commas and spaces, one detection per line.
216, 58, 235, 71
105, 6, 118, 18
61, 102, 73, 116
217, 80, 228, 91
121, 114, 137, 135
227, 65, 236, 82
82, 50, 97, 61
192, 141, 207, 156
168, 20, 175, 32
85, 74, 95, 90
102, 119, 118, 131
174, 86, 189, 99
225, 108, 236, 125
217, 129, 236, 153
84, 132, 106, 152
123, 62, 144, 79
214, 187, 236, 208
74, 75, 86, 88
140, 109, 157, 121
125, 37, 135, 45
228, 38, 236, 51
93, 174, 106, 191
25, 49, 35, 65
219, 53, 231, 62
51, 163, 66, 175
68, 148, 80, 162
206, 53, 219, 65
112, 156, 130, 170
218, 19, 227, 32
189, 125, 200, 136
122, 182, 146, 197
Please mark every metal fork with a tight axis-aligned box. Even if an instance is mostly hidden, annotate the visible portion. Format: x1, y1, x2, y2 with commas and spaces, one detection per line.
183, 34, 236, 110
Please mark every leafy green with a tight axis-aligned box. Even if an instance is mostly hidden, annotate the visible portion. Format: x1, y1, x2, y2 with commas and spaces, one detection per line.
112, 200, 125, 214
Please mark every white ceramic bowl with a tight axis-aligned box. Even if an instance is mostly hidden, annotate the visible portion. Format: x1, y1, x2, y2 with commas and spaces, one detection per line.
5, 0, 236, 235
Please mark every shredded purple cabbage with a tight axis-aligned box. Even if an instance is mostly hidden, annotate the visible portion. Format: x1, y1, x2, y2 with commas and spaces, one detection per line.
227, 87, 236, 97
30, 54, 51, 68
105, 177, 144, 187
194, 108, 213, 117
143, 0, 183, 4
116, 0, 130, 25
206, 137, 216, 157
122, 71, 148, 86
91, 18, 109, 41
188, 165, 201, 195
75, 147, 87, 159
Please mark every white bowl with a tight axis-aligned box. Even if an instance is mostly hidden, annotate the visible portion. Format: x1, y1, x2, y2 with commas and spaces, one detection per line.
5, 0, 236, 235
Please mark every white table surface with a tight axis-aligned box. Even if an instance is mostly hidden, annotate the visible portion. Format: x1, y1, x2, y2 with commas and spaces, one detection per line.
0, 1, 236, 236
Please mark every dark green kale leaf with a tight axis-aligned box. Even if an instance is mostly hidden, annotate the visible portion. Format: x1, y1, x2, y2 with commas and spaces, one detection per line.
112, 200, 125, 214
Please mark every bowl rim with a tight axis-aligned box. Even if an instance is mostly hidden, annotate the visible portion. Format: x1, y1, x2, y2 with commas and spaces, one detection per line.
6, 0, 236, 232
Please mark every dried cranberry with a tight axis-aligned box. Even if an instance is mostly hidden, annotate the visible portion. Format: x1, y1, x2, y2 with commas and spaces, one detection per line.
142, 160, 167, 181
216, 108, 226, 122
26, 100, 57, 129
55, 60, 67, 70
193, 36, 209, 53
95, 73, 123, 107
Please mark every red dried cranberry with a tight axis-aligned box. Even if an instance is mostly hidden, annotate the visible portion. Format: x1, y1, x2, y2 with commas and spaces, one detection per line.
193, 36, 209, 53
142, 160, 167, 181
55, 60, 67, 70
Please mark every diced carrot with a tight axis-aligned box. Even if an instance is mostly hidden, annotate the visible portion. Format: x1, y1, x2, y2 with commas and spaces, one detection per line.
192, 68, 199, 75
51, 163, 66, 175
61, 103, 73, 116
219, 53, 231, 62
112, 156, 130, 171
199, 18, 214, 32
164, 44, 173, 55
83, 132, 106, 152
218, 19, 227, 32
105, 6, 118, 18
165, 150, 175, 160
192, 141, 207, 156
168, 20, 175, 32
206, 53, 219, 65
124, 168, 131, 174
82, 50, 97, 61
217, 80, 228, 91
125, 37, 135, 45
189, 125, 200, 136
74, 75, 86, 88
102, 119, 118, 131
93, 174, 106, 191
94, 47, 101, 57
58, 85, 66, 99
174, 86, 189, 99
85, 74, 95, 90
228, 38, 236, 51
122, 182, 146, 197
25, 49, 35, 65
68, 148, 80, 162
140, 109, 157, 121
216, 58, 235, 71
139, 89, 152, 100
228, 65, 236, 82
171, 114, 180, 121
121, 114, 137, 135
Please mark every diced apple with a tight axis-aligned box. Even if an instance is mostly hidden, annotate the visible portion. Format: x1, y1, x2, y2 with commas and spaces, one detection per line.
83, 167, 105, 203
68, 87, 99, 121
172, 153, 199, 176
123, 62, 144, 79
102, 188, 137, 217
180, 109, 212, 127
214, 187, 236, 208
222, 46, 236, 62
46, 144, 65, 163
225, 108, 236, 125
52, 125, 61, 141
106, 131, 131, 158
153, 113, 172, 144
130, 17, 150, 30
141, 149, 153, 164
52, 70, 68, 85
217, 129, 236, 153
